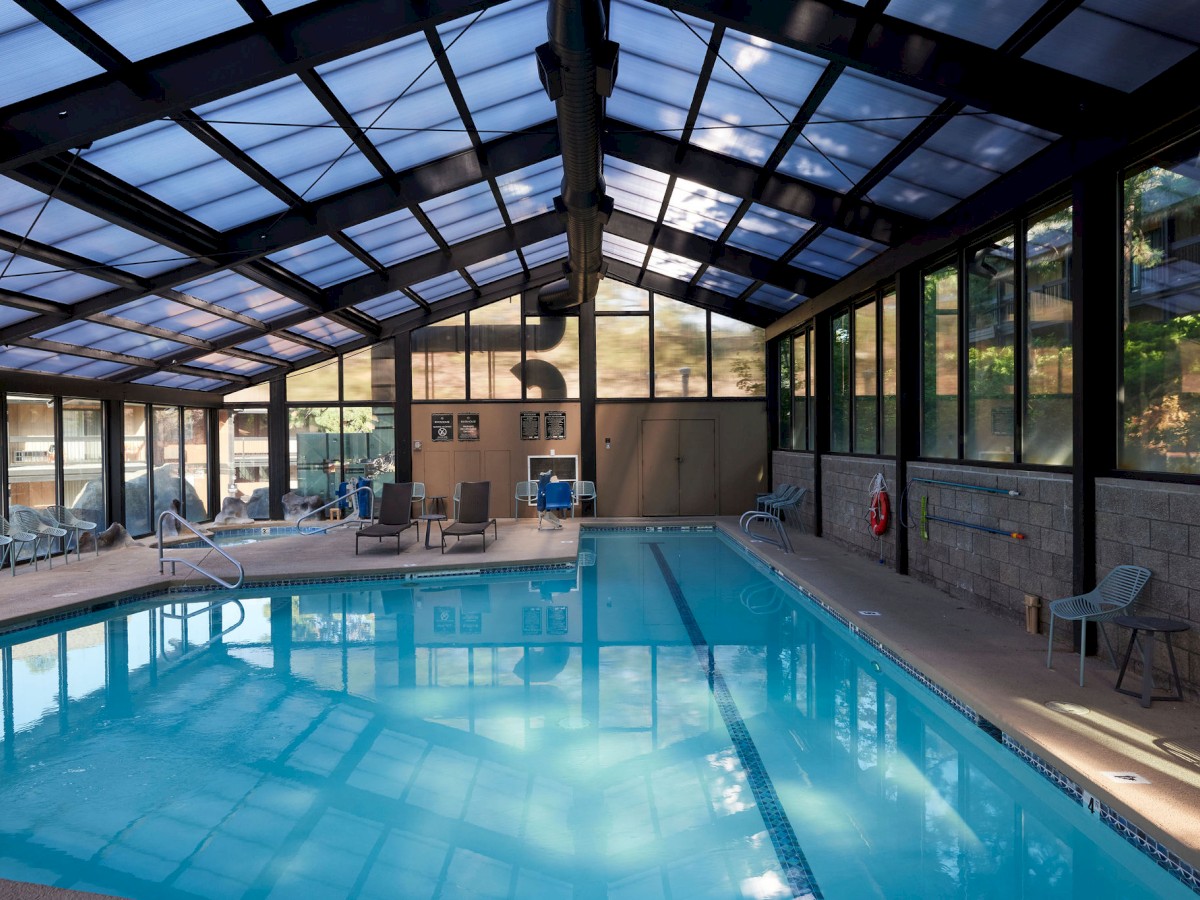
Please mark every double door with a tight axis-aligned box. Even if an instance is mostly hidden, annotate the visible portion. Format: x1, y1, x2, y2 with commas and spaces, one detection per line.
640, 419, 716, 516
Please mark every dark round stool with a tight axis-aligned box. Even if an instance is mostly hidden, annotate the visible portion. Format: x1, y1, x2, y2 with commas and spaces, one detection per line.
1112, 615, 1190, 708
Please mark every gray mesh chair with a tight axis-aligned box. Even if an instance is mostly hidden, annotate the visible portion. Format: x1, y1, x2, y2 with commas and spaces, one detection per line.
411, 482, 427, 517
514, 480, 538, 519
1046, 565, 1152, 686
11, 508, 68, 570
48, 505, 100, 560
0, 517, 37, 575
572, 481, 597, 517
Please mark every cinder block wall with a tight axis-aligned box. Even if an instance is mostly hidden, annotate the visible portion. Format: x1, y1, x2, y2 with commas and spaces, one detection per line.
820, 457, 899, 565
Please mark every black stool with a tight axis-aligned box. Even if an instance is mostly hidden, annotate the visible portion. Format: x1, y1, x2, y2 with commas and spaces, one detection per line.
1112, 615, 1190, 708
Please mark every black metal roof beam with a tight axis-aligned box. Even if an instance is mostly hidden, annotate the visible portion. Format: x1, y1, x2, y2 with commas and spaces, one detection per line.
276, 329, 335, 354
160, 364, 251, 385
604, 259, 775, 327
0, 229, 150, 290
604, 121, 918, 245
999, 0, 1085, 56
16, 336, 157, 369
331, 233, 387, 275
609, 209, 836, 297
0, 288, 71, 318
160, 289, 271, 332
87, 312, 215, 351
1, 0, 494, 170
651, 0, 1119, 133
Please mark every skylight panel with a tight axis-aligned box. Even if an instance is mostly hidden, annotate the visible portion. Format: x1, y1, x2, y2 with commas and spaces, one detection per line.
62, 0, 251, 62
267, 236, 371, 288
467, 252, 522, 285
692, 31, 821, 164
195, 76, 380, 202
235, 334, 316, 362
0, 345, 129, 379
522, 234, 569, 269
867, 175, 960, 219
0, 7, 104, 106
410, 271, 469, 303
133, 371, 228, 391
0, 252, 112, 302
438, 0, 550, 136
727, 204, 814, 258
0, 307, 37, 329
608, 0, 713, 135
109, 296, 245, 341
37, 320, 185, 360
355, 291, 418, 321
647, 247, 701, 282
176, 271, 305, 322
191, 352, 273, 376
886, 0, 1047, 50
696, 267, 754, 297
747, 283, 805, 312
343, 208, 438, 267
791, 229, 886, 277
663, 178, 741, 239
497, 158, 561, 223
317, 33, 471, 174
419, 182, 504, 244
604, 158, 669, 219
602, 233, 649, 268
925, 111, 1056, 170
287, 318, 361, 346
85, 121, 288, 230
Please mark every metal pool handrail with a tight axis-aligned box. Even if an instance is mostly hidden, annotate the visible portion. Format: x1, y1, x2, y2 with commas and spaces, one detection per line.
157, 510, 245, 589
296, 486, 375, 535
739, 510, 793, 554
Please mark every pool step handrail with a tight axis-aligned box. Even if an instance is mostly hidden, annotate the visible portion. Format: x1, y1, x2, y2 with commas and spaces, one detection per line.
158, 597, 247, 663
157, 510, 245, 589
739, 510, 793, 554
297, 486, 375, 535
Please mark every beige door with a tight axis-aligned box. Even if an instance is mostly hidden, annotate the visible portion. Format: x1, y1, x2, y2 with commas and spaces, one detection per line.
640, 419, 716, 516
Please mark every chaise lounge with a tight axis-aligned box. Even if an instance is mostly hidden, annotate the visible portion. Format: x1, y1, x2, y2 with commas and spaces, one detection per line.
439, 481, 498, 553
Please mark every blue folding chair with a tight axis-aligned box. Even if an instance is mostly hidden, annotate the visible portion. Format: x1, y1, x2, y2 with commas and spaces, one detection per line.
537, 473, 572, 530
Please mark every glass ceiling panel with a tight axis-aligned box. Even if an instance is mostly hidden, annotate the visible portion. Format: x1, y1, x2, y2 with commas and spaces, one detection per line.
36, 320, 185, 360
342, 207, 437, 267
355, 291, 418, 321
727, 203, 814, 258
497, 158, 562, 223
663, 178, 741, 240
886, 147, 1001, 202
235, 334, 316, 362
108, 296, 245, 341
692, 31, 820, 165
466, 251, 522, 285
133, 371, 227, 391
1024, 4, 1195, 91
191, 352, 272, 376
604, 158, 670, 220
0, 306, 36, 329
317, 32, 472, 174
0, 252, 112, 302
868, 174, 960, 219
410, 271, 470, 303
0, 345, 129, 379
791, 229, 886, 278
176, 271, 306, 322
261, 0, 308, 11
62, 0, 251, 62
603, 233, 649, 269
438, 0, 549, 137
419, 182, 504, 244
268, 236, 371, 288
608, 0, 713, 135
286, 318, 361, 346
923, 110, 1056, 172
0, 177, 179, 276
85, 121, 288, 230
696, 267, 753, 297
521, 234, 569, 269
196, 76, 380, 203
0, 7, 104, 106
885, 0, 1047, 50
647, 247, 701, 282
747, 283, 805, 312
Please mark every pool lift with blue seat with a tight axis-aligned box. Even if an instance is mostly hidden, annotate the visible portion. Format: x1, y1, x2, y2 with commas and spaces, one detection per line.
537, 471, 573, 530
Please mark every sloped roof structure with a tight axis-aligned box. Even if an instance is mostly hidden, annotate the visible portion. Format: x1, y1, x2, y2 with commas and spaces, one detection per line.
1, 0, 1197, 393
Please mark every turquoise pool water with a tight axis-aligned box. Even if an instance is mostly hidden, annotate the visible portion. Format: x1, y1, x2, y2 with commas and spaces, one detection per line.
173, 526, 305, 548
0, 531, 1191, 898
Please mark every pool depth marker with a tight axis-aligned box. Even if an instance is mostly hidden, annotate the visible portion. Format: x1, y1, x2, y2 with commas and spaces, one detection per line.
648, 542, 823, 900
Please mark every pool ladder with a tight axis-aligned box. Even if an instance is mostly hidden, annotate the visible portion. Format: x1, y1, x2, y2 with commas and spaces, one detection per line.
739, 510, 793, 554
296, 486, 375, 535
157, 510, 245, 589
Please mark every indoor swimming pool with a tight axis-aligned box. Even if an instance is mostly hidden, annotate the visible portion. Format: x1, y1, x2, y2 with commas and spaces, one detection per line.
0, 530, 1191, 899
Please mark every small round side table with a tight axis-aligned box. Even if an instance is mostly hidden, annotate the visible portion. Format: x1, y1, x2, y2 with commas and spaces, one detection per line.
417, 513, 446, 549
1112, 615, 1190, 708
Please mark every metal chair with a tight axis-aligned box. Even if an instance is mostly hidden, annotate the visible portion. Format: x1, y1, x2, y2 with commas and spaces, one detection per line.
1046, 564, 1152, 686
355, 482, 417, 555
453, 482, 462, 519
572, 480, 597, 517
10, 508, 68, 570
411, 482, 427, 517
757, 484, 799, 512
47, 505, 100, 560
537, 474, 572, 530
0, 517, 37, 575
769, 488, 809, 531
514, 480, 538, 519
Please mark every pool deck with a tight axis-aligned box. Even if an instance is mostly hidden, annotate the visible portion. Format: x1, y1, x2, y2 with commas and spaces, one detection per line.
1, 515, 1199, 898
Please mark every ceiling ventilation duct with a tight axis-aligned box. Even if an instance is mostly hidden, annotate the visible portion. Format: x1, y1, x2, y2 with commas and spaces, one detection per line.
535, 0, 618, 311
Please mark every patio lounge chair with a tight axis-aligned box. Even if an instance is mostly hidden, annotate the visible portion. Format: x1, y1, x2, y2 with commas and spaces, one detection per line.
354, 482, 417, 555
439, 481, 498, 553
47, 505, 100, 560
11, 508, 68, 570
1046, 564, 1152, 686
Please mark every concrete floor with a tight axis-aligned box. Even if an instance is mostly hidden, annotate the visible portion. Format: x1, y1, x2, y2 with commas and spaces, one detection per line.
1, 515, 1198, 898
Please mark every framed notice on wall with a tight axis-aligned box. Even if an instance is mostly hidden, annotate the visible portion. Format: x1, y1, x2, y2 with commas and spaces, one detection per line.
458, 413, 480, 441
431, 413, 453, 442
545, 410, 566, 440
520, 410, 540, 440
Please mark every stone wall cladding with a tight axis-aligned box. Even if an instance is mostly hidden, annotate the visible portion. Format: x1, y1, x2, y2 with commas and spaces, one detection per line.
770, 451, 816, 535
1096, 479, 1200, 690
820, 457, 899, 565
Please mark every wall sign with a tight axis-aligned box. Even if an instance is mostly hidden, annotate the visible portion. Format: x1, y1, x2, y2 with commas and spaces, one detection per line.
431, 413, 453, 442
545, 410, 567, 440
520, 410, 540, 440
457, 413, 480, 441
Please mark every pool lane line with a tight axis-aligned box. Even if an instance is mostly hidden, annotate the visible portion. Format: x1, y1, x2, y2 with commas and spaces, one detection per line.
647, 542, 823, 900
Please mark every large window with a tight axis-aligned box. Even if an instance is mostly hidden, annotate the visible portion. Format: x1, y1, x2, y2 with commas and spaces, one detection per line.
710, 313, 765, 398
525, 316, 579, 399
597, 315, 651, 398
792, 330, 811, 450
653, 296, 708, 398
183, 409, 209, 521
62, 398, 104, 524
219, 407, 269, 516
880, 291, 898, 454
923, 263, 960, 458
470, 298, 522, 400
1025, 204, 1073, 465
966, 235, 1016, 462
830, 310, 851, 452
778, 337, 793, 450
854, 301, 878, 453
1121, 140, 1200, 473
412, 313, 467, 401
124, 404, 150, 536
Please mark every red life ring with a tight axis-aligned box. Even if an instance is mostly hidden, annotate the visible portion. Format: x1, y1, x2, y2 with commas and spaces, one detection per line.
869, 489, 890, 536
